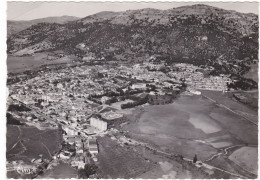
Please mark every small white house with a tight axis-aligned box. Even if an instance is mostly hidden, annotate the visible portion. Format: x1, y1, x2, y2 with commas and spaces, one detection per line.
131, 83, 146, 90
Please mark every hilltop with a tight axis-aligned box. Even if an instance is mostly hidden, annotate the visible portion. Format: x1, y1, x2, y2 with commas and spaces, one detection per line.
7, 16, 79, 36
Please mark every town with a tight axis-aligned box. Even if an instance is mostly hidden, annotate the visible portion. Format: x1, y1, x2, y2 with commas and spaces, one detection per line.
6, 56, 234, 178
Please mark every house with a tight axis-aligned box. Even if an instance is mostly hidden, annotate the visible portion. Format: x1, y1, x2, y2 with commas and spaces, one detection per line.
82, 52, 95, 61
101, 96, 110, 104
75, 138, 83, 148
75, 137, 82, 143
63, 125, 78, 136
190, 90, 201, 95
90, 117, 107, 131
201, 36, 208, 41
77, 161, 85, 169
81, 142, 87, 151
57, 83, 63, 89
66, 137, 75, 145
71, 156, 86, 169
58, 152, 70, 159
76, 147, 84, 154
131, 83, 146, 90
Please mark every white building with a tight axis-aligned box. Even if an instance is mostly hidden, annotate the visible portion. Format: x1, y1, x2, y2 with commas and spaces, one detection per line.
131, 83, 146, 90
58, 152, 70, 159
101, 96, 110, 104
90, 117, 107, 131
190, 90, 201, 95
88, 139, 98, 155
63, 126, 78, 136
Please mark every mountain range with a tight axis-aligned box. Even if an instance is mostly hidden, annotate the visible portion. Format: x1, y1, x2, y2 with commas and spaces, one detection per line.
7, 4, 258, 76
7, 15, 79, 37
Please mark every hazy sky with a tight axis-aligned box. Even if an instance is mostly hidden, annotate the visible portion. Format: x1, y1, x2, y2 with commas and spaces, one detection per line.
7, 1, 259, 20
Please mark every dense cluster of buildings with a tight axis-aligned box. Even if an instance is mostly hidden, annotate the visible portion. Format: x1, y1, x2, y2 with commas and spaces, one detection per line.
168, 63, 232, 92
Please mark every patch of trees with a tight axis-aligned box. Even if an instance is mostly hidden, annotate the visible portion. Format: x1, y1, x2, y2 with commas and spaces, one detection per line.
88, 96, 102, 105
6, 113, 24, 125
104, 96, 118, 105
121, 95, 148, 109
7, 77, 21, 85
77, 164, 98, 179
8, 104, 31, 112
148, 94, 173, 105
146, 84, 156, 92
228, 77, 258, 90
62, 141, 76, 153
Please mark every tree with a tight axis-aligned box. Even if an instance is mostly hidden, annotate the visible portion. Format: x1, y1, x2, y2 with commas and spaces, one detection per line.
193, 154, 197, 163
78, 164, 98, 178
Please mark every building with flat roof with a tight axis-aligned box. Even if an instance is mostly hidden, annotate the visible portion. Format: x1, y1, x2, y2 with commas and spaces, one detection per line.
90, 117, 107, 131
88, 139, 98, 154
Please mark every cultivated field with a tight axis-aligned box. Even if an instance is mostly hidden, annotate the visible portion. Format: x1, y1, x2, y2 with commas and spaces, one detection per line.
6, 125, 20, 151
200, 90, 258, 124
123, 93, 258, 177
7, 53, 74, 73
6, 125, 61, 162
96, 136, 155, 178
229, 147, 258, 174
243, 62, 258, 83
133, 145, 210, 179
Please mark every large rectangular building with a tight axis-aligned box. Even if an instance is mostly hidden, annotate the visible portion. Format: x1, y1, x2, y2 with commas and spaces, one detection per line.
90, 117, 107, 131
88, 139, 98, 154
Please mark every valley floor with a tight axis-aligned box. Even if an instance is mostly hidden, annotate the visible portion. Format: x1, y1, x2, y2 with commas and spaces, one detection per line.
104, 91, 258, 178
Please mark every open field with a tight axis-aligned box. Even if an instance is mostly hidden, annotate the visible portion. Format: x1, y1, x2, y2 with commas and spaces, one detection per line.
6, 125, 61, 162
234, 90, 258, 110
96, 136, 155, 178
133, 145, 210, 179
6, 125, 20, 151
243, 63, 258, 83
124, 95, 220, 160
200, 90, 258, 124
6, 170, 21, 179
36, 162, 78, 179
229, 147, 258, 174
122, 93, 258, 177
7, 54, 74, 73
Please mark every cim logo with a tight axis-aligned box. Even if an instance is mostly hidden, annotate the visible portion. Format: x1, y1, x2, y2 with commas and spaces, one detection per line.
17, 166, 36, 174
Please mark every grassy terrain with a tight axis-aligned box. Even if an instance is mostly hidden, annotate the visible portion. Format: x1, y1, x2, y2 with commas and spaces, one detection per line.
134, 145, 210, 179
200, 90, 258, 124
209, 109, 257, 144
234, 90, 258, 110
243, 63, 258, 83
6, 125, 61, 162
6, 170, 21, 179
123, 96, 220, 160
96, 136, 154, 178
36, 162, 78, 179
229, 147, 258, 174
122, 94, 258, 178
6, 125, 20, 151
